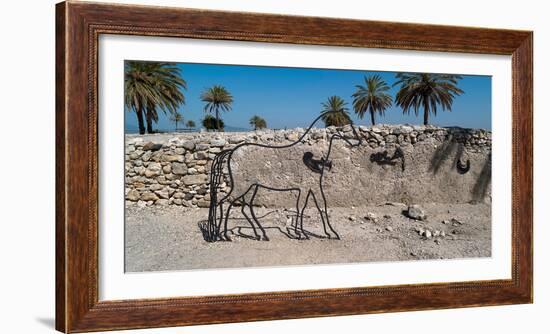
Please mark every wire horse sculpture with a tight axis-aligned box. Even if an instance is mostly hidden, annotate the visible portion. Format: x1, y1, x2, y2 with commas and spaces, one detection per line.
200, 113, 363, 242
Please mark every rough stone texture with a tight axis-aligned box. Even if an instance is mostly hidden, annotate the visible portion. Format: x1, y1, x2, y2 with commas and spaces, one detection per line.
171, 162, 187, 175
140, 191, 159, 202
407, 204, 427, 220
126, 189, 140, 202
125, 125, 491, 207
125, 203, 491, 271
182, 174, 208, 186
142, 142, 163, 151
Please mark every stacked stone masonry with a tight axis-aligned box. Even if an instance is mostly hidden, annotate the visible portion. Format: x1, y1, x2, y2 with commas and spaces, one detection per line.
125, 124, 492, 208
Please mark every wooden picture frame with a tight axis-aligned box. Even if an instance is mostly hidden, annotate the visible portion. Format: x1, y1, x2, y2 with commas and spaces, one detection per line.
56, 1, 533, 332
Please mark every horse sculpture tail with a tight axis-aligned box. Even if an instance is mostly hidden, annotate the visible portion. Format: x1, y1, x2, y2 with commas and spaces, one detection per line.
201, 150, 232, 242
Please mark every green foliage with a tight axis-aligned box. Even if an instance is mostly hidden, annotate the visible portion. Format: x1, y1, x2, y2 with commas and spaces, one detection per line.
201, 85, 233, 131
169, 112, 183, 130
352, 74, 393, 126
320, 96, 351, 127
124, 61, 186, 134
394, 72, 463, 125
186, 120, 196, 129
202, 114, 225, 130
249, 115, 267, 130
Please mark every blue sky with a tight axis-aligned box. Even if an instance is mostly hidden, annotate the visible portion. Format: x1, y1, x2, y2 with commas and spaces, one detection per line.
125, 62, 491, 132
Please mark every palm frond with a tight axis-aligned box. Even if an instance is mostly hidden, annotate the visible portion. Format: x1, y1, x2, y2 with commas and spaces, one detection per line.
320, 96, 351, 127
124, 61, 187, 133
393, 72, 463, 125
352, 75, 392, 125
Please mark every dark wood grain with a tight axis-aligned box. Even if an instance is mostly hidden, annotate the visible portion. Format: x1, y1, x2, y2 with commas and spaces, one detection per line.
55, 1, 533, 332
55, 2, 67, 332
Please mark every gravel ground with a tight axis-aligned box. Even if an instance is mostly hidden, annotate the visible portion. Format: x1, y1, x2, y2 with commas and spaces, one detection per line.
125, 203, 491, 272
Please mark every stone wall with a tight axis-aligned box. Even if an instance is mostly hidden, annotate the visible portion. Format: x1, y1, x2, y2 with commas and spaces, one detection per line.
125, 125, 491, 208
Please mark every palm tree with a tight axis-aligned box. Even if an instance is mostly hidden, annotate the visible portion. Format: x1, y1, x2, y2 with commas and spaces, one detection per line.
352, 74, 393, 126
169, 112, 183, 131
124, 62, 152, 134
124, 61, 186, 134
201, 85, 233, 131
202, 114, 225, 131
185, 120, 196, 129
393, 72, 464, 125
144, 63, 186, 133
249, 115, 267, 130
320, 96, 351, 127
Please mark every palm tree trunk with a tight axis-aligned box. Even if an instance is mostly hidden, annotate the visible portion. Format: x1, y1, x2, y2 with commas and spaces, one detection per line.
424, 96, 430, 125
146, 107, 154, 134
370, 111, 376, 126
136, 107, 145, 135
215, 110, 220, 131
423, 100, 430, 125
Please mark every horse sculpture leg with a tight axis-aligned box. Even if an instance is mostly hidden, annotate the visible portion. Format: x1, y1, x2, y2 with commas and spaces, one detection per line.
292, 189, 304, 240
221, 201, 234, 241
308, 190, 331, 239
292, 189, 309, 240
206, 200, 223, 242
249, 185, 269, 241
216, 202, 224, 241
313, 187, 340, 240
241, 203, 261, 240
299, 190, 312, 239
237, 187, 262, 240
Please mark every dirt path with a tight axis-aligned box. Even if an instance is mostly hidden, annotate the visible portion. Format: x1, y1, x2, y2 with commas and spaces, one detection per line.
125, 203, 491, 272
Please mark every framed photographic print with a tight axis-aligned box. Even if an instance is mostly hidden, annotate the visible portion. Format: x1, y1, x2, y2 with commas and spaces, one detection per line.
56, 1, 532, 332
